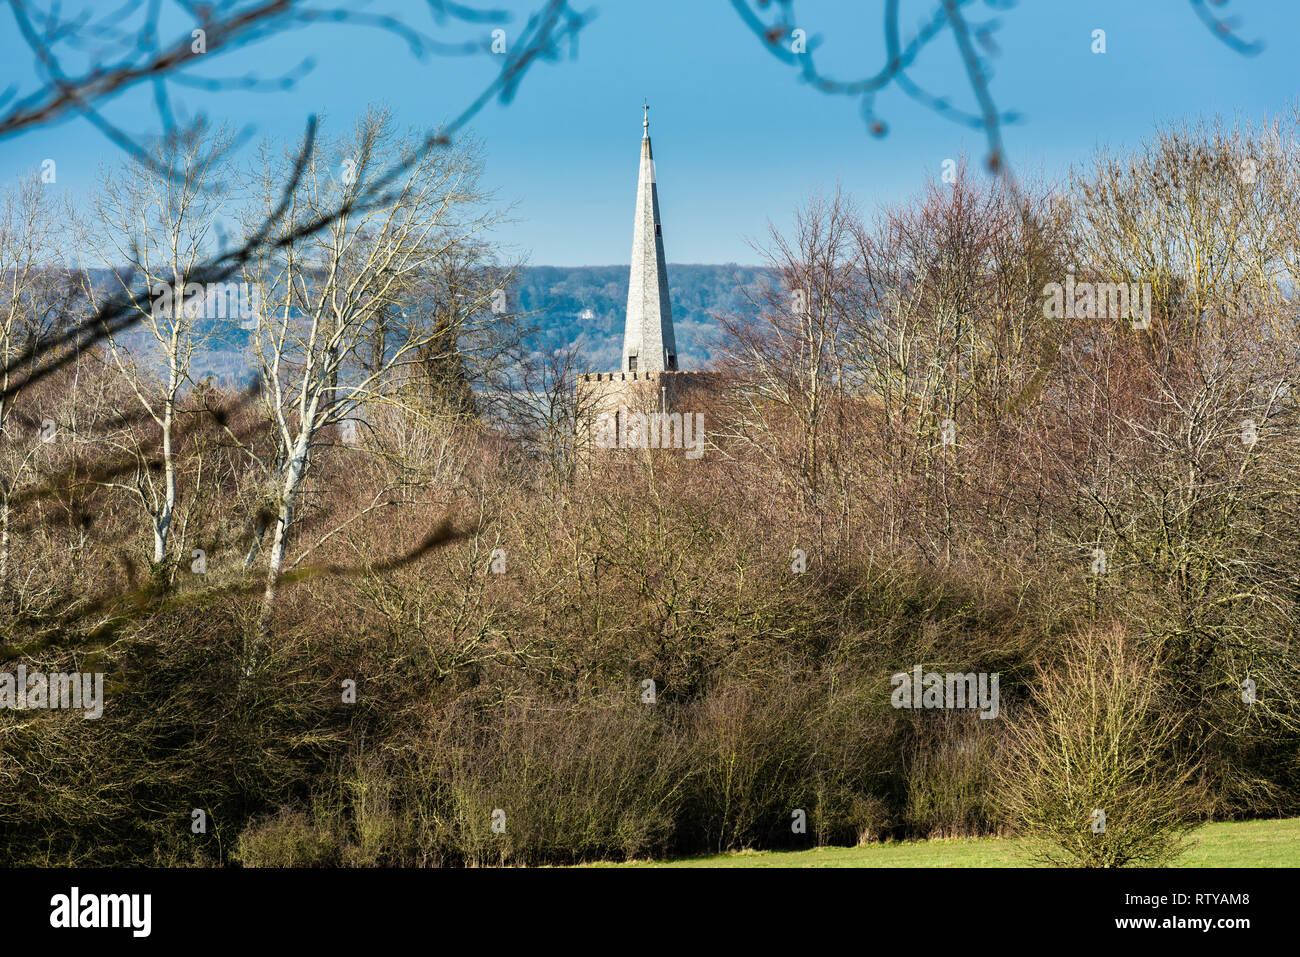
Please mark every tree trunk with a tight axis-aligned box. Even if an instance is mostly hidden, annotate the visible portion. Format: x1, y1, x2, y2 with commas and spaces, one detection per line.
0, 491, 10, 615
250, 428, 311, 664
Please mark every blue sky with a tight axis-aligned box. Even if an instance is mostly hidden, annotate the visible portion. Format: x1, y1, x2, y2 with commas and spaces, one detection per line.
3, 0, 1298, 265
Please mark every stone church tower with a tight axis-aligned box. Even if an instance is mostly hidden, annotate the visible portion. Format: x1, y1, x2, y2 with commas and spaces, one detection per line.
578, 106, 709, 451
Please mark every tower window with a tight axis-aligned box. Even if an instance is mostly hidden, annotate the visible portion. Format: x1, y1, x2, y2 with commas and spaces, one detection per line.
628, 355, 638, 372
667, 354, 677, 370
654, 224, 662, 237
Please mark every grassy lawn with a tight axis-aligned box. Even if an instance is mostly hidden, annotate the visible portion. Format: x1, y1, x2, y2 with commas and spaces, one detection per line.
599, 818, 1300, 868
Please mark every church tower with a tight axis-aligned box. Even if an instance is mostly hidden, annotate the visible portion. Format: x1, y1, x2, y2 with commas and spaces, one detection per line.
578, 104, 710, 453
622, 103, 678, 373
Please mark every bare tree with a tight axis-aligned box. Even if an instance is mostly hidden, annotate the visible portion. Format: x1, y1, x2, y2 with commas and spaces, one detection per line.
503, 342, 600, 485
718, 188, 857, 511
1073, 116, 1296, 333
78, 122, 234, 569
0, 173, 67, 606
241, 107, 502, 655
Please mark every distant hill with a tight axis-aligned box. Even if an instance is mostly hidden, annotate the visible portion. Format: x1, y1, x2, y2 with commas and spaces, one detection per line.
81, 264, 771, 387
514, 263, 769, 370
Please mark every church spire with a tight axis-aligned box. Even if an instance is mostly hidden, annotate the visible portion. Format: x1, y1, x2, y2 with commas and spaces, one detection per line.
623, 102, 677, 373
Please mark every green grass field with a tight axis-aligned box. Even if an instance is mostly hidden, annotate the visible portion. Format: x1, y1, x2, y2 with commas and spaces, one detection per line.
598, 818, 1299, 868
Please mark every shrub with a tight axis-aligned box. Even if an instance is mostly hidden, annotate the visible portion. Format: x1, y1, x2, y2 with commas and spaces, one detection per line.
234, 807, 341, 867
993, 627, 1211, 867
